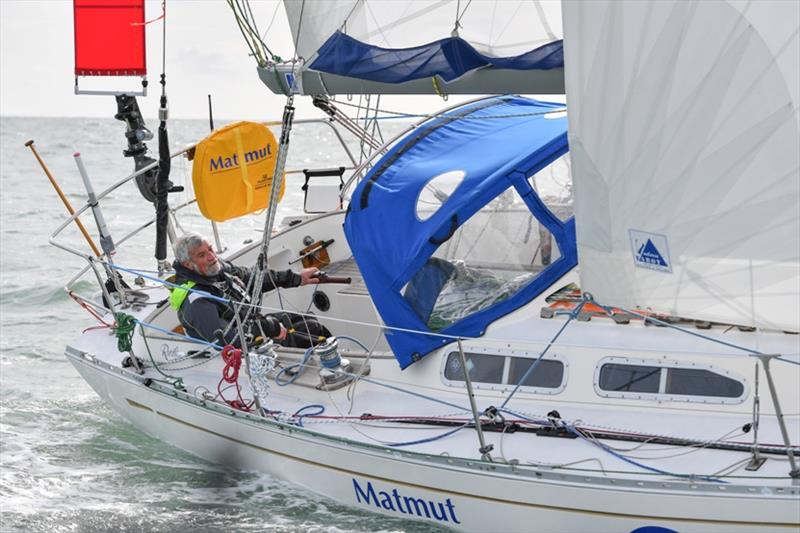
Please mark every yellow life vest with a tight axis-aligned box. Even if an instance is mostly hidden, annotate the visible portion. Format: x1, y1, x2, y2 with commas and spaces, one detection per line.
169, 281, 197, 310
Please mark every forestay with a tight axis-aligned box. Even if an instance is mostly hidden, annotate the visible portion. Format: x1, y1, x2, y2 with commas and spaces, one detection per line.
344, 96, 576, 369
563, 0, 800, 332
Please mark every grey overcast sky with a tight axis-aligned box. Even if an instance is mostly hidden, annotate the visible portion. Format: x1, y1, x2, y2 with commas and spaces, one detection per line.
0, 0, 469, 121
0, 0, 314, 120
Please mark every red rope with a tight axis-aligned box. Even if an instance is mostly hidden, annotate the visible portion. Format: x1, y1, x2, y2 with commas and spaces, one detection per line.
217, 345, 253, 412
69, 291, 113, 329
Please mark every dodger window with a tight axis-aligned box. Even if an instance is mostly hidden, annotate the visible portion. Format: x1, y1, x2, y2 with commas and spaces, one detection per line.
405, 187, 562, 332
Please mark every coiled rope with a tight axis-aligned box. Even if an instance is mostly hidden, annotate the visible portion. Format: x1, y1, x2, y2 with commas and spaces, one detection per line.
114, 312, 136, 353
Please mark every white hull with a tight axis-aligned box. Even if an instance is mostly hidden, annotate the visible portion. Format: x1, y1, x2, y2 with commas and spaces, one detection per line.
68, 347, 799, 532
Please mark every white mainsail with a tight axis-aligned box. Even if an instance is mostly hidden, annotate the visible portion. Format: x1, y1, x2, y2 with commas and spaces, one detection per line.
563, 0, 800, 332
284, 0, 562, 63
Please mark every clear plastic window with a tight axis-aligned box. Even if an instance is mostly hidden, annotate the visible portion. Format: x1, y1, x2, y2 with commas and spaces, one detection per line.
529, 154, 573, 222
599, 364, 661, 393
404, 187, 560, 331
508, 358, 564, 388
443, 352, 505, 384
665, 368, 744, 398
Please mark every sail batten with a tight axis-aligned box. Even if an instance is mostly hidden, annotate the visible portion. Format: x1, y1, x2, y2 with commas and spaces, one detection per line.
564, 0, 800, 332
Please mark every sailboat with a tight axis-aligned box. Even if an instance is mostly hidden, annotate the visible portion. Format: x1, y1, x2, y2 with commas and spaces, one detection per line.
41, 0, 799, 531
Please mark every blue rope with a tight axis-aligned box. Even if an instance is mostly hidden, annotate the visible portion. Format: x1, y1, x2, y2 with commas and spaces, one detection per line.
105, 262, 230, 304
565, 425, 727, 484
292, 404, 325, 427
502, 408, 726, 483
275, 346, 315, 386
335, 335, 370, 351
608, 303, 761, 354
387, 423, 469, 447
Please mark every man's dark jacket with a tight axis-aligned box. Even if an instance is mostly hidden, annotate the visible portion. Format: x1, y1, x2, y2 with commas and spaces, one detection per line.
172, 259, 301, 345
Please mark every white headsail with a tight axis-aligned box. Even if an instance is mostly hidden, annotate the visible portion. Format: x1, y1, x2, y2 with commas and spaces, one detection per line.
563, 0, 800, 332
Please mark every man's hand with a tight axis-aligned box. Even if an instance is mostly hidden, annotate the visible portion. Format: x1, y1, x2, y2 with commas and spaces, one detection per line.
274, 323, 288, 341
299, 267, 321, 286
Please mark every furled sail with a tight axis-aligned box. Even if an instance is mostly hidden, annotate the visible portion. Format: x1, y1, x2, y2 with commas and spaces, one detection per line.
261, 0, 564, 95
563, 0, 800, 332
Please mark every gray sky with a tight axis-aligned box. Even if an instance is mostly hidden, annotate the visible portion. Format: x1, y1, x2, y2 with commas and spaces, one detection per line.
0, 0, 311, 120
0, 0, 466, 121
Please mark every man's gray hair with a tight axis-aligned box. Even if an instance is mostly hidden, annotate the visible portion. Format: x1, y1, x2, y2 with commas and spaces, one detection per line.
174, 232, 207, 263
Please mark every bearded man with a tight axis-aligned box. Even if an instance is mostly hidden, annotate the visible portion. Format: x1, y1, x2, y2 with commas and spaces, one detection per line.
170, 232, 330, 348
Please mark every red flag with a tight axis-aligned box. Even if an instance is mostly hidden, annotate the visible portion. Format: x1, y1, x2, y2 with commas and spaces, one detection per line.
74, 0, 146, 76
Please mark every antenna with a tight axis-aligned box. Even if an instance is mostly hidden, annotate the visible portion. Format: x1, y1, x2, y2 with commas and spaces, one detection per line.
208, 94, 215, 131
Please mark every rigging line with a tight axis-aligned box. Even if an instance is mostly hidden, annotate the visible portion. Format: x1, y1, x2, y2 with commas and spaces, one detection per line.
610, 304, 761, 355
569, 426, 727, 484
292, 0, 306, 61
243, 0, 262, 43
359, 0, 451, 44
339, 0, 364, 33
508, 409, 728, 483
532, 0, 556, 41
98, 263, 800, 359
139, 322, 185, 390
456, 0, 473, 26
228, 0, 262, 65
135, 319, 223, 351
500, 297, 587, 409
241, 0, 279, 61
261, 0, 282, 41
328, 98, 566, 120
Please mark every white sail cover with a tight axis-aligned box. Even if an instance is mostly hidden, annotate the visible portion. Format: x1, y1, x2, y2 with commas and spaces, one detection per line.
283, 0, 562, 62
563, 0, 800, 331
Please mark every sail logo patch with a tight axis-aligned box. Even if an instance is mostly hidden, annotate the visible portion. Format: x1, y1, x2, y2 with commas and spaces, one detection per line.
629, 230, 672, 273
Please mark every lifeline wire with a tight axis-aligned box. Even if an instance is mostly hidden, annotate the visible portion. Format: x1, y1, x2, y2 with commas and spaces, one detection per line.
329, 98, 566, 121
98, 261, 800, 362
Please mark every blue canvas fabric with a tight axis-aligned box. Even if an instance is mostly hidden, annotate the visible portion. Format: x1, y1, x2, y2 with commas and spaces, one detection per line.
344, 96, 578, 369
309, 31, 563, 84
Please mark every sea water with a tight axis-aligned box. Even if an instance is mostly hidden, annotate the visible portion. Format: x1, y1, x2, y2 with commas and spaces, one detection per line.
0, 115, 444, 533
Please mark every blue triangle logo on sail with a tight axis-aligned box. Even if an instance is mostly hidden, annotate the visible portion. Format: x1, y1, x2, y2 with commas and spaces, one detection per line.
629, 230, 672, 273
637, 239, 668, 267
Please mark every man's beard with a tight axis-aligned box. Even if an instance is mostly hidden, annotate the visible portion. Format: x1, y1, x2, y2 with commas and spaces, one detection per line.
196, 261, 221, 276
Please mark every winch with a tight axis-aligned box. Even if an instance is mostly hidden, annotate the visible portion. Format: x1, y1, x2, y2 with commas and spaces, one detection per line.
313, 337, 353, 387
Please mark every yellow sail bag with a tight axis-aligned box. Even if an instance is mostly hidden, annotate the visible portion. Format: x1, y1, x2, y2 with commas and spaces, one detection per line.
192, 121, 284, 222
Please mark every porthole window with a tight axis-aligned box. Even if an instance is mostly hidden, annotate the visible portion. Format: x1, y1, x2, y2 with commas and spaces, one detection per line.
442, 350, 567, 394
595, 358, 747, 404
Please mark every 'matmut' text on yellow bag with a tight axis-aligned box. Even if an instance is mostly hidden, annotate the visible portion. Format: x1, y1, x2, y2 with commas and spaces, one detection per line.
192, 121, 284, 222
